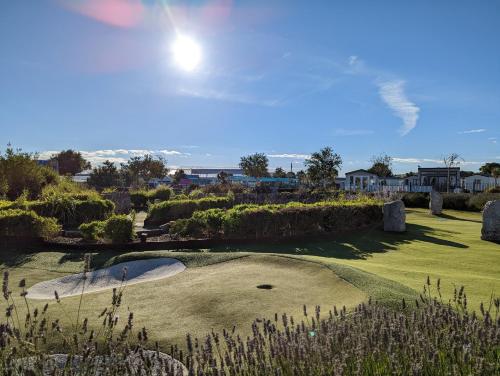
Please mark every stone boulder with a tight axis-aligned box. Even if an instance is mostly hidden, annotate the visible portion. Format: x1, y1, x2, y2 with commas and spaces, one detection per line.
383, 200, 406, 232
481, 200, 500, 242
102, 191, 132, 214
429, 190, 443, 215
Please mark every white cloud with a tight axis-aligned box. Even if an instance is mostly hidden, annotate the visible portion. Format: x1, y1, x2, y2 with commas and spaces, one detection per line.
267, 153, 310, 159
335, 129, 374, 136
178, 88, 280, 107
37, 149, 189, 166
458, 129, 487, 134
378, 80, 420, 136
393, 157, 484, 166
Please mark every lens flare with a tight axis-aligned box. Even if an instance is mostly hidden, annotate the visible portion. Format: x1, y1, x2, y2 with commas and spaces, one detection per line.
171, 35, 202, 72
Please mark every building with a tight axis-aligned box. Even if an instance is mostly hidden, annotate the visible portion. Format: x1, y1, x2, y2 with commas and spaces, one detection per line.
344, 170, 380, 191
462, 174, 497, 192
417, 167, 460, 192
72, 169, 92, 184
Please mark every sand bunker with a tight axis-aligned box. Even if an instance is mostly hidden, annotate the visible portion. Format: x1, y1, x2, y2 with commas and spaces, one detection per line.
27, 258, 186, 300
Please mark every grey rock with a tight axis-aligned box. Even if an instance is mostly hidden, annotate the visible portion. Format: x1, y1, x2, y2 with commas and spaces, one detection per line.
481, 200, 500, 242
102, 191, 132, 214
429, 190, 443, 215
383, 200, 406, 232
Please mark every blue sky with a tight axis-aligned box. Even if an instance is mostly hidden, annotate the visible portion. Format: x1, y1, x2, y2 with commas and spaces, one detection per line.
1, 0, 499, 175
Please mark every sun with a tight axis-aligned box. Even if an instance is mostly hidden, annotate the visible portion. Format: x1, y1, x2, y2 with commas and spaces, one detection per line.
171, 35, 202, 72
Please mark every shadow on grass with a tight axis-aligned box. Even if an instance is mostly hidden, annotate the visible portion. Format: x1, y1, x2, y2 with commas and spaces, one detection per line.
436, 213, 482, 223
208, 223, 469, 260
0, 250, 34, 267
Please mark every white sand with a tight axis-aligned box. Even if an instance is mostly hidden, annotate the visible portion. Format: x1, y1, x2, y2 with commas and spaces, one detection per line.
27, 258, 186, 300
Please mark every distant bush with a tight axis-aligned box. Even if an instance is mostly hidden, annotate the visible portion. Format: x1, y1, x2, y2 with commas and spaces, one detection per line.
467, 192, 500, 211
401, 192, 500, 212
170, 198, 382, 239
147, 196, 234, 226
130, 186, 174, 209
401, 193, 429, 208
103, 215, 134, 243
79, 220, 105, 241
486, 186, 500, 193
442, 193, 470, 210
188, 188, 205, 199
202, 183, 248, 195
0, 209, 60, 238
79, 215, 133, 243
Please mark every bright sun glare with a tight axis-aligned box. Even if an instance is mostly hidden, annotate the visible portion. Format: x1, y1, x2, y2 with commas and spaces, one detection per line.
171, 35, 202, 72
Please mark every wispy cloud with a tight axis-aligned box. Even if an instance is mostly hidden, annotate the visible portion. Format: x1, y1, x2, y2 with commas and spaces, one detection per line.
458, 129, 487, 134
334, 128, 374, 136
37, 149, 190, 166
489, 137, 497, 144
267, 153, 310, 159
178, 88, 280, 107
378, 80, 420, 136
393, 157, 484, 166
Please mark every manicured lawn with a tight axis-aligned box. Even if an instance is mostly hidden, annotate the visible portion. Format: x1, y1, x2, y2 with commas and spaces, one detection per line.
0, 208, 498, 350
212, 208, 499, 310
0, 252, 365, 350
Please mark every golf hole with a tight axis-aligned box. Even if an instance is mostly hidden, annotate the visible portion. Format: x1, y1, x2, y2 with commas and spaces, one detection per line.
257, 284, 274, 290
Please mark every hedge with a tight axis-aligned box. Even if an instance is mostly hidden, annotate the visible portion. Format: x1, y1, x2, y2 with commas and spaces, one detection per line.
146, 196, 234, 226
170, 198, 383, 240
79, 215, 134, 243
130, 186, 173, 209
28, 198, 115, 227
401, 192, 500, 212
0, 209, 61, 238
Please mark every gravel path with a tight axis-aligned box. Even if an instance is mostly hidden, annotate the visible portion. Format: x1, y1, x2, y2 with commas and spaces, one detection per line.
27, 258, 186, 300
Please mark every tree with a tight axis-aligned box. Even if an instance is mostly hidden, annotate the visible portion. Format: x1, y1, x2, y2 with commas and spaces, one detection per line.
296, 170, 307, 185
239, 153, 269, 178
0, 145, 58, 199
286, 171, 296, 179
273, 167, 287, 178
87, 160, 121, 189
479, 162, 500, 176
367, 153, 393, 177
443, 153, 463, 193
173, 169, 186, 184
217, 171, 229, 184
121, 154, 168, 188
51, 149, 90, 176
305, 147, 342, 188
492, 167, 500, 186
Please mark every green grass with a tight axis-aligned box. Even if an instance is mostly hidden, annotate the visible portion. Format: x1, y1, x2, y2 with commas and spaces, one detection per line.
209, 208, 500, 309
0, 207, 498, 351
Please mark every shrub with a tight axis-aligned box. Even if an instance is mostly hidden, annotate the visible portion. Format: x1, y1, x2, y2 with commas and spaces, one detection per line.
170, 198, 383, 239
401, 192, 429, 208
188, 188, 204, 199
103, 215, 134, 243
130, 190, 149, 208
28, 197, 114, 227
467, 192, 500, 211
78, 220, 105, 241
442, 193, 470, 210
79, 215, 134, 243
130, 186, 173, 209
146, 196, 234, 225
486, 186, 500, 193
0, 209, 60, 238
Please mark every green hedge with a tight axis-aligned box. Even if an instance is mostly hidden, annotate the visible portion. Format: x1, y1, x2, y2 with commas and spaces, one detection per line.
28, 197, 114, 227
130, 186, 173, 209
79, 215, 134, 243
146, 196, 234, 226
0, 209, 61, 238
401, 192, 500, 212
170, 198, 383, 239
